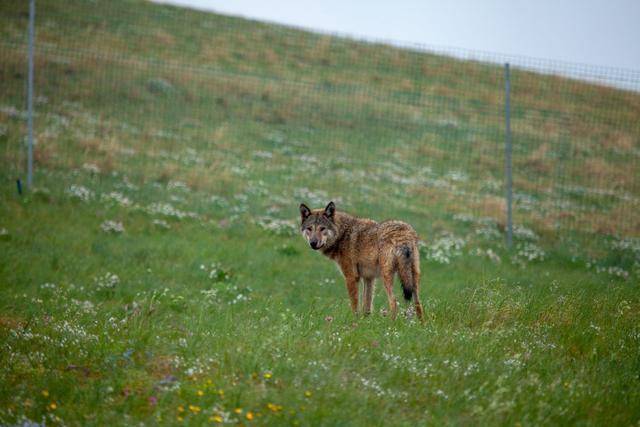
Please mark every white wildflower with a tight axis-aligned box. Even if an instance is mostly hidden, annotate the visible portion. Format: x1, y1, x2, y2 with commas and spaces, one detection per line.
95, 272, 120, 291
100, 220, 124, 233
230, 165, 247, 176
147, 202, 198, 220
200, 289, 218, 304
512, 242, 546, 266
595, 265, 629, 279
66, 185, 93, 202
422, 234, 466, 264
611, 237, 640, 260
82, 163, 101, 174
152, 219, 170, 229
445, 170, 468, 182
292, 187, 339, 207
102, 191, 131, 207
253, 150, 273, 159
513, 225, 539, 241
471, 248, 501, 263
255, 217, 297, 237
475, 226, 501, 240
202, 262, 230, 282
167, 180, 189, 192
453, 213, 476, 224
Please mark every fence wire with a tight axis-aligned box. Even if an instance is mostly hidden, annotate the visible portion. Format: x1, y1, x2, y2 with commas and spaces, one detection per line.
1, 0, 639, 240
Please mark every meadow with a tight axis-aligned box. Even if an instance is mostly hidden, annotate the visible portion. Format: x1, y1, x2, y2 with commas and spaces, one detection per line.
1, 0, 640, 425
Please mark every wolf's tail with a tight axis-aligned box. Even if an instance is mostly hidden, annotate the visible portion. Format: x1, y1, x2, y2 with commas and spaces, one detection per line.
397, 244, 418, 301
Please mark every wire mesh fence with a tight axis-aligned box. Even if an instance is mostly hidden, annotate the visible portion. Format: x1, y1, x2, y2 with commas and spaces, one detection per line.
1, 0, 639, 243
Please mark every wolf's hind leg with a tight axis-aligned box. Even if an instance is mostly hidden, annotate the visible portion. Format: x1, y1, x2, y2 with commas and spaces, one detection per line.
412, 268, 424, 322
362, 278, 375, 315
397, 245, 424, 322
381, 268, 398, 320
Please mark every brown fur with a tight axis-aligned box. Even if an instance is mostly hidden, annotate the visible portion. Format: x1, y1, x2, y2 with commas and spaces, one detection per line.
300, 202, 424, 321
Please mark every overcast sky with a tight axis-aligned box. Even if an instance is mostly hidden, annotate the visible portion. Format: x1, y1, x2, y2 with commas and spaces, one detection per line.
154, 0, 640, 71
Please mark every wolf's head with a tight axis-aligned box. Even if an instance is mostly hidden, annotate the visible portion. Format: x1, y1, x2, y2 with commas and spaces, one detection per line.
299, 201, 338, 250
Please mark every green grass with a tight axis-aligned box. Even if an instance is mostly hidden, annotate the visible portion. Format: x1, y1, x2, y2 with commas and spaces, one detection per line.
1, 0, 640, 425
1, 188, 639, 425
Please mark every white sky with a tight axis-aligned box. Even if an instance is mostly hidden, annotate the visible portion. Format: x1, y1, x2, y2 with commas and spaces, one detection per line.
153, 0, 640, 71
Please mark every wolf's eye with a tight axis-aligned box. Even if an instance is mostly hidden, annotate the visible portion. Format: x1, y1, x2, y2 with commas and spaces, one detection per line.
306, 227, 312, 232
319, 226, 326, 232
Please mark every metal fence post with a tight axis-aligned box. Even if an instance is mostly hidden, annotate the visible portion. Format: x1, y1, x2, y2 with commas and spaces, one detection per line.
504, 63, 513, 248
27, 0, 35, 189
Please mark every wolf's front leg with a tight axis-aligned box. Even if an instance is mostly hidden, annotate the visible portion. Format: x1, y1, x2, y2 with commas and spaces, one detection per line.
344, 277, 359, 314
362, 278, 375, 315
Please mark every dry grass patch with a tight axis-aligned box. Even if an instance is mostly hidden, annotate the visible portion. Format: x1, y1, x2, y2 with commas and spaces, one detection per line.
417, 144, 446, 161
184, 162, 235, 193
603, 132, 636, 153
581, 158, 635, 188
522, 142, 553, 174
473, 196, 507, 230
33, 138, 64, 169
584, 204, 640, 236
153, 28, 175, 47
156, 163, 179, 184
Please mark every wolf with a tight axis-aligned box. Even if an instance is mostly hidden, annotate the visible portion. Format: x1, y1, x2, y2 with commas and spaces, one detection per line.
299, 201, 424, 321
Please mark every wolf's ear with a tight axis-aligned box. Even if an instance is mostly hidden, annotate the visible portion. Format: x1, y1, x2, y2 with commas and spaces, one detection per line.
300, 203, 311, 221
324, 201, 335, 220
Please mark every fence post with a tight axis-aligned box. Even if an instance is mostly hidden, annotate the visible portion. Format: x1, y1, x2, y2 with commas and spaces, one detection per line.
27, 0, 35, 189
504, 63, 513, 248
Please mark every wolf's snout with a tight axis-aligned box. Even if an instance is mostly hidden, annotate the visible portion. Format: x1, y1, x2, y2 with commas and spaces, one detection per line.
310, 239, 321, 250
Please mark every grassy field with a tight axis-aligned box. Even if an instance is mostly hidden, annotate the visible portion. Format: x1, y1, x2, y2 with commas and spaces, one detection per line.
1, 0, 640, 425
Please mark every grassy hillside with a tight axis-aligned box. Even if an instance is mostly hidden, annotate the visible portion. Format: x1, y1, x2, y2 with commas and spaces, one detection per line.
1, 0, 639, 236
1, 0, 640, 425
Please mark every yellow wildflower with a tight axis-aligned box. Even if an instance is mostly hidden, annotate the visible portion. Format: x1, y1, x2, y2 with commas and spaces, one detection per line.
234, 408, 243, 414
304, 390, 312, 398
197, 390, 204, 397
41, 390, 49, 398
178, 405, 185, 413
246, 411, 254, 421
263, 372, 272, 379
211, 415, 223, 423
267, 403, 282, 412
189, 404, 201, 413
48, 402, 57, 410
